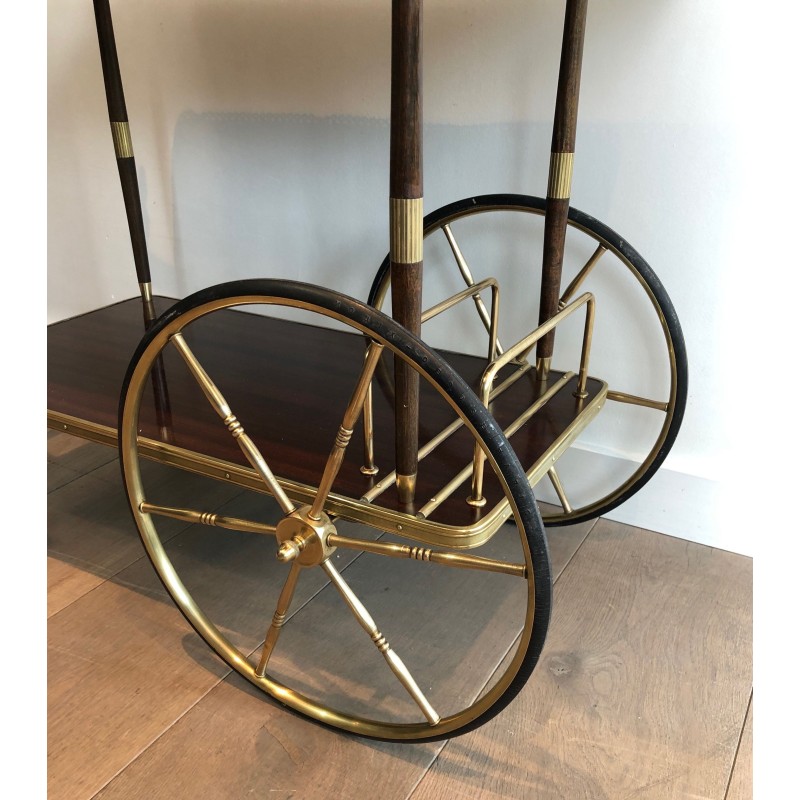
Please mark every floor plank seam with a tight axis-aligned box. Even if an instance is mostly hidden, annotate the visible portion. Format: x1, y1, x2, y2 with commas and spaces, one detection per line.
403, 743, 451, 800
722, 689, 753, 800
552, 514, 597, 579
87, 673, 234, 800
48, 468, 93, 494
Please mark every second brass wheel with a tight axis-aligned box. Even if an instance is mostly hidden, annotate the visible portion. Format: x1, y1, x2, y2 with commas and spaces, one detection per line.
369, 194, 688, 526
119, 279, 551, 741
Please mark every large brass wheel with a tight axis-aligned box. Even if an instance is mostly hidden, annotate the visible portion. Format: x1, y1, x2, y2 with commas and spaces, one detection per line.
119, 279, 551, 741
369, 195, 688, 526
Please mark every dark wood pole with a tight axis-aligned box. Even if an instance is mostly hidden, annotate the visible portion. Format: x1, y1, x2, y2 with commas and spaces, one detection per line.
390, 0, 423, 504
92, 0, 173, 442
92, 0, 156, 326
536, 0, 589, 380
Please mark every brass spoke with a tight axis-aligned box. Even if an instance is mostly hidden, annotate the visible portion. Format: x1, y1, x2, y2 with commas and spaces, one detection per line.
607, 390, 669, 412
327, 534, 527, 578
140, 501, 277, 536
442, 224, 505, 355
546, 467, 573, 514
558, 243, 607, 307
170, 332, 296, 514
321, 559, 440, 725
255, 562, 302, 677
308, 341, 384, 520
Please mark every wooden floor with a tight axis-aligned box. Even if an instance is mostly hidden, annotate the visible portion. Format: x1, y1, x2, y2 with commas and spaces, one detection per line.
47, 431, 752, 800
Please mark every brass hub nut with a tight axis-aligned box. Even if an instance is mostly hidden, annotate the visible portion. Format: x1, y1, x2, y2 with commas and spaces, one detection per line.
275, 506, 336, 566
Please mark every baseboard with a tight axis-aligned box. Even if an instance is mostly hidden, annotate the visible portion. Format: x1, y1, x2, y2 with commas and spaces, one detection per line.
532, 449, 745, 556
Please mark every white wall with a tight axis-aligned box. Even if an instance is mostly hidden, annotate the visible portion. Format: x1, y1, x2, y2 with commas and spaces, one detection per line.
48, 0, 795, 556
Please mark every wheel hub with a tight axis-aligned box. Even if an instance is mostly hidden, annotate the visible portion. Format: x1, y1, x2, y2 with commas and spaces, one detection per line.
275, 506, 337, 566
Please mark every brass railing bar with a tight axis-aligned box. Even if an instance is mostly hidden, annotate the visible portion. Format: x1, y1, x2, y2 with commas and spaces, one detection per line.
419, 371, 574, 518
469, 293, 595, 504
361, 361, 535, 505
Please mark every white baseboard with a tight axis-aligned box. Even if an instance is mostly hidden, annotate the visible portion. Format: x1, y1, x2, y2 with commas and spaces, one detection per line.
531, 449, 746, 556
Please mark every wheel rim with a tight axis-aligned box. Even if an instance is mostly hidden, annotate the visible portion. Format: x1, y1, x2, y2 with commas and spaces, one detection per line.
119, 279, 551, 741
369, 195, 687, 526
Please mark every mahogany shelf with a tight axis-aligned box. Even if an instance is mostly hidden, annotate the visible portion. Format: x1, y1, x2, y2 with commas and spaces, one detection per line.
48, 296, 604, 528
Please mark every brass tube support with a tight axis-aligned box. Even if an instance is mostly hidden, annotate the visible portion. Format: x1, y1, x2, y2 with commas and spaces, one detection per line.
607, 390, 669, 412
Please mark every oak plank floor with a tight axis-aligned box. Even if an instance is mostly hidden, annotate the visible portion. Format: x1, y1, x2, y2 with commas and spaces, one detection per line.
410, 520, 753, 800
47, 437, 752, 799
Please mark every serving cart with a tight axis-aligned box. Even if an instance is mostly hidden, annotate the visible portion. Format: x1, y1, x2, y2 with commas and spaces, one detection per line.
47, 0, 687, 742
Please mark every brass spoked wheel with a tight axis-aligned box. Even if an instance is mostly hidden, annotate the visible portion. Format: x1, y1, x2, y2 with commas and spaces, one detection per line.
119, 279, 551, 741
369, 195, 688, 526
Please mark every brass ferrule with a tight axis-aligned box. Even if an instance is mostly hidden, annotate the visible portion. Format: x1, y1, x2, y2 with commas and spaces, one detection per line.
390, 198, 423, 264
547, 152, 574, 199
535, 357, 552, 382
396, 473, 417, 504
111, 121, 134, 158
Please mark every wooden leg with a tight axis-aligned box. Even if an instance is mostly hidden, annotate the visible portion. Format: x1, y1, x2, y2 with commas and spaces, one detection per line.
537, 0, 589, 379
92, 0, 153, 319
389, 0, 424, 503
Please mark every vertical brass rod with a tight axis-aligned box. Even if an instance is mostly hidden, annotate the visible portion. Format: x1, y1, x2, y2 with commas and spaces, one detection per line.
309, 342, 384, 520
420, 372, 574, 518
442, 224, 505, 356
321, 559, 440, 724
362, 361, 534, 504
390, 0, 424, 504
170, 333, 296, 515
536, 0, 589, 378
361, 381, 379, 475
255, 562, 302, 677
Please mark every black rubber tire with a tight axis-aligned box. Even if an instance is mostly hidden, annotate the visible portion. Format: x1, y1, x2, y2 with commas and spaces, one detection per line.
118, 278, 552, 742
368, 194, 688, 527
